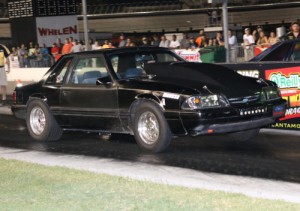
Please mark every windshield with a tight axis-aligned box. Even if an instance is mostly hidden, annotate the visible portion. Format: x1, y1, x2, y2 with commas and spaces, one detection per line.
108, 50, 184, 79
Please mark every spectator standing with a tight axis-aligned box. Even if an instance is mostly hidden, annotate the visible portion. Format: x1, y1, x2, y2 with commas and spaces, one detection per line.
289, 22, 300, 39
141, 37, 149, 47
151, 35, 160, 47
108, 42, 115, 49
40, 44, 51, 67
159, 35, 170, 48
61, 38, 73, 55
28, 42, 35, 59
180, 33, 190, 49
206, 38, 214, 47
228, 29, 238, 63
211, 9, 218, 25
118, 35, 127, 48
102, 40, 110, 49
252, 26, 263, 42
10, 47, 18, 57
256, 31, 269, 47
92, 41, 102, 50
268, 31, 278, 45
169, 35, 180, 49
56, 38, 63, 51
189, 37, 197, 48
125, 38, 134, 47
70, 40, 83, 53
228, 29, 237, 47
18, 43, 28, 68
51, 43, 61, 62
34, 44, 42, 60
69, 37, 75, 46
216, 32, 224, 46
195, 30, 205, 48
242, 28, 255, 61
0, 44, 10, 106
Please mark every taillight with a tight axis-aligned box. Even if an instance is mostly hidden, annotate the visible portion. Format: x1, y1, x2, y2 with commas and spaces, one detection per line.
12, 91, 17, 104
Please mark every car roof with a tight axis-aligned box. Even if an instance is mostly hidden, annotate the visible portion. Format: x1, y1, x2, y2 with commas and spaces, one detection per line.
71, 46, 171, 56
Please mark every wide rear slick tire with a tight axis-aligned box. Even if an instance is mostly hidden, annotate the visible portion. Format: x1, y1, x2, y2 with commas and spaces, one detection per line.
132, 100, 172, 153
26, 100, 63, 142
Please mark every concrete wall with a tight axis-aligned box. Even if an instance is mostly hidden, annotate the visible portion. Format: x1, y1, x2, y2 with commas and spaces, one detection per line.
6, 67, 49, 94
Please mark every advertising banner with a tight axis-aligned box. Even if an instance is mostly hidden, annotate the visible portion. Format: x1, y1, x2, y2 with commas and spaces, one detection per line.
175, 49, 201, 62
36, 15, 79, 47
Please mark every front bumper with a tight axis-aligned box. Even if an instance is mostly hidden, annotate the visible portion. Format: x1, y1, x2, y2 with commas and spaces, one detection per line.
179, 100, 286, 136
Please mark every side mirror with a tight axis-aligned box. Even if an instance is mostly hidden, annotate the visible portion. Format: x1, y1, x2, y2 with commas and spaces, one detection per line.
96, 76, 112, 86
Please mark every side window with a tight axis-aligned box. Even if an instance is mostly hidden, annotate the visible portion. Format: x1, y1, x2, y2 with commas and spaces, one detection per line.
46, 57, 73, 84
110, 54, 147, 79
68, 56, 109, 85
156, 53, 180, 62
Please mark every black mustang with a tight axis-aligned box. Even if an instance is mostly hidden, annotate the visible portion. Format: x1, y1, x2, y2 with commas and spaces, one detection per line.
11, 47, 286, 152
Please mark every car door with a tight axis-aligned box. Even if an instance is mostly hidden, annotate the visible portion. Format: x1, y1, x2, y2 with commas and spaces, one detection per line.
59, 54, 121, 132
42, 55, 74, 117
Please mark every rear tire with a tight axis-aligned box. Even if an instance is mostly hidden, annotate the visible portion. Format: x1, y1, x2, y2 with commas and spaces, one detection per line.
26, 100, 62, 141
227, 128, 260, 142
132, 100, 172, 153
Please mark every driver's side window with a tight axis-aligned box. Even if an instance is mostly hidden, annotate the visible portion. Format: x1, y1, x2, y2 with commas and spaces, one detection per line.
46, 57, 73, 84
68, 56, 110, 85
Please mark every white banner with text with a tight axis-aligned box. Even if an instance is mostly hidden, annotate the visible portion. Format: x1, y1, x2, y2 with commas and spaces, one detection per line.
36, 15, 79, 47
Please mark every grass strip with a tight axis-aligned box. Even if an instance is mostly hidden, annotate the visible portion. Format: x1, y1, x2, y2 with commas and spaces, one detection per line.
0, 158, 299, 210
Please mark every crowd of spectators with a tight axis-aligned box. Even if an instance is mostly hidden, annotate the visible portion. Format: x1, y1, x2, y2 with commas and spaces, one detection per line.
9, 21, 300, 67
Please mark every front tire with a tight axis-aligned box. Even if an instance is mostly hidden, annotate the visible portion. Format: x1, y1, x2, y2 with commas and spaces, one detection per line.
132, 100, 172, 153
26, 100, 63, 141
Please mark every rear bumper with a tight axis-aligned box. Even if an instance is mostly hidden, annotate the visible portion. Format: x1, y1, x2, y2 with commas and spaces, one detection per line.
11, 105, 26, 119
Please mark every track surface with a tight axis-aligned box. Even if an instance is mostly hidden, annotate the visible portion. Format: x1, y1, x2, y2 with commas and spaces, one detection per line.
1, 114, 300, 183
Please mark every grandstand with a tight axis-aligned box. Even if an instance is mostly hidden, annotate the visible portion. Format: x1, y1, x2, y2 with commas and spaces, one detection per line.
0, 0, 300, 37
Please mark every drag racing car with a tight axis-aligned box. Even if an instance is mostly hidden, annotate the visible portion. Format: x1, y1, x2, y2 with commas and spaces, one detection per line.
11, 47, 286, 152
223, 39, 300, 131
250, 39, 300, 62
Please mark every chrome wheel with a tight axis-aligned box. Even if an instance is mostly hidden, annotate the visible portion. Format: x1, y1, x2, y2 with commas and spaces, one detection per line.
29, 106, 46, 136
137, 111, 160, 145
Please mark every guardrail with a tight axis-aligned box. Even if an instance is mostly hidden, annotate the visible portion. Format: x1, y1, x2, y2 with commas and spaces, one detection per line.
6, 67, 49, 95
199, 45, 271, 63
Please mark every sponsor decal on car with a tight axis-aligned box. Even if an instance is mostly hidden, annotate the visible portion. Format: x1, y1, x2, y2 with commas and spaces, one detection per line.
162, 92, 180, 100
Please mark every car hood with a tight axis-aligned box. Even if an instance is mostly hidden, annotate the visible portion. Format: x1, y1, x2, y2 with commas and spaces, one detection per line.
144, 62, 266, 98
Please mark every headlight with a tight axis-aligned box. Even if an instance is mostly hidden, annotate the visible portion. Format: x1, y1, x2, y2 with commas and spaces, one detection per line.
262, 86, 281, 101
181, 95, 229, 110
